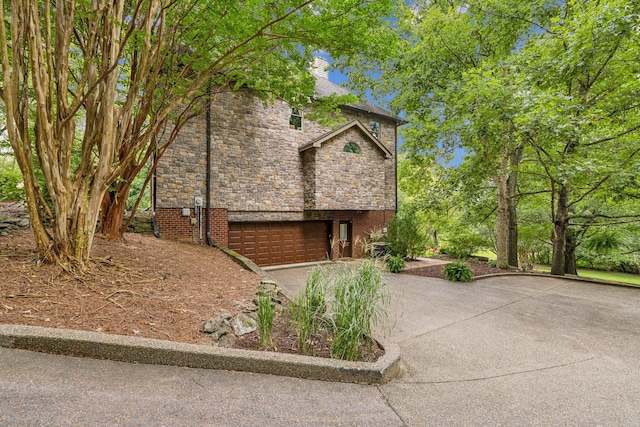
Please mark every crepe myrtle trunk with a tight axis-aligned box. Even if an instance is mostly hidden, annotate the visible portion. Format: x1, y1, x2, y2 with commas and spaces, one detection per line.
99, 181, 132, 239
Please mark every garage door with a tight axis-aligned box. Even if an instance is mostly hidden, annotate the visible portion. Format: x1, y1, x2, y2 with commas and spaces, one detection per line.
228, 221, 330, 266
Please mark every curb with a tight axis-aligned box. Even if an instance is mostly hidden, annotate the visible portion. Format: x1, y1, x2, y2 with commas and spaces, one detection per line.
0, 247, 403, 385
473, 271, 640, 289
0, 324, 402, 385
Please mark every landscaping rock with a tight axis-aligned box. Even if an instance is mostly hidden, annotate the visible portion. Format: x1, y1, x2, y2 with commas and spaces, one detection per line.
202, 313, 233, 340
230, 313, 257, 336
217, 332, 237, 347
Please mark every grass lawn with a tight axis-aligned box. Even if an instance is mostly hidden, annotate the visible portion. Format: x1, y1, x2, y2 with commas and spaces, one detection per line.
471, 250, 640, 286
534, 265, 640, 286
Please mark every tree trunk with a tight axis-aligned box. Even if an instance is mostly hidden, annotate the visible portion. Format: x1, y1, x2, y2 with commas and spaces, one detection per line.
507, 194, 518, 267
551, 186, 570, 275
564, 228, 578, 275
506, 144, 523, 268
99, 181, 132, 240
495, 173, 509, 270
494, 144, 510, 270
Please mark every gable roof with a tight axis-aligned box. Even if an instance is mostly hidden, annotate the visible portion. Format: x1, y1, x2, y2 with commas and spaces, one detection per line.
299, 120, 393, 159
314, 75, 406, 125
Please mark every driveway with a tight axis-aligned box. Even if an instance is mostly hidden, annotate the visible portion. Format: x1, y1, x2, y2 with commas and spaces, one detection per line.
2, 268, 639, 426
271, 267, 640, 426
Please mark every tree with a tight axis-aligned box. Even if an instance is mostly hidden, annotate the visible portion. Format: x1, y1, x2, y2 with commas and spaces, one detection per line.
342, 0, 554, 269
0, 0, 392, 268
515, 0, 640, 275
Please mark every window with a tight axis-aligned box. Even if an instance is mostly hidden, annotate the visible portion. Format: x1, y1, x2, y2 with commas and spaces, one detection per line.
343, 142, 361, 154
339, 223, 348, 242
289, 107, 303, 130
370, 121, 380, 139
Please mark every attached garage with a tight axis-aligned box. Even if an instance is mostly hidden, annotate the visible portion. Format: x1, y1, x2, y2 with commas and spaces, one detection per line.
228, 221, 330, 266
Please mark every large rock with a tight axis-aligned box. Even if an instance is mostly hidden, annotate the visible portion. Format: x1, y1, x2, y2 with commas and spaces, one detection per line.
230, 313, 257, 336
202, 313, 233, 341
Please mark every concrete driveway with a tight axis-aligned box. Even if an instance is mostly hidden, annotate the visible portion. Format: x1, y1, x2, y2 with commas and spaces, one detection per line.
2, 268, 640, 426
271, 267, 640, 426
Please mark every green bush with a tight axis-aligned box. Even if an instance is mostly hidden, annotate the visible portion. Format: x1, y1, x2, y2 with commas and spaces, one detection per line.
387, 206, 425, 259
443, 262, 474, 282
386, 255, 405, 273
442, 231, 486, 260
0, 167, 24, 201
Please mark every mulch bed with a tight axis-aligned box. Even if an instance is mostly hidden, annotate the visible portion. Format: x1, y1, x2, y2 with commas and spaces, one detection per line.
233, 304, 384, 362
403, 258, 513, 279
1, 202, 384, 362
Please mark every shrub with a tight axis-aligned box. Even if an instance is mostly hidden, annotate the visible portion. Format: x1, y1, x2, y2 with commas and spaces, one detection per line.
443, 262, 474, 282
256, 293, 275, 349
329, 260, 389, 361
386, 255, 405, 273
387, 207, 425, 259
443, 232, 486, 260
289, 267, 327, 355
0, 167, 24, 201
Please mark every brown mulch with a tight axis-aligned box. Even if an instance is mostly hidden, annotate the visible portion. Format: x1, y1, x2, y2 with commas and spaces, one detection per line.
0, 202, 383, 361
0, 226, 260, 345
403, 258, 512, 279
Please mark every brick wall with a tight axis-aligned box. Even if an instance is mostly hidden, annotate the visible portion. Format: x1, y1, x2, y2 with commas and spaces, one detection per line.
156, 207, 228, 246
330, 210, 395, 258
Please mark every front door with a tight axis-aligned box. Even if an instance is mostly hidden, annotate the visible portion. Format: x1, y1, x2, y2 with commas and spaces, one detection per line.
338, 221, 352, 258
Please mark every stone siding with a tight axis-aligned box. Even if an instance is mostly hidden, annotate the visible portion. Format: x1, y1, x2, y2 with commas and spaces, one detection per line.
302, 126, 393, 211
156, 86, 397, 223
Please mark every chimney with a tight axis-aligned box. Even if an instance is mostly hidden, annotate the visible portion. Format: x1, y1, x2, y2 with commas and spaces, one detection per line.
311, 57, 330, 79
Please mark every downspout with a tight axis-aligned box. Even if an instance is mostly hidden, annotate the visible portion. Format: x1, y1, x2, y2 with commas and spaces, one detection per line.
151, 146, 161, 238
205, 83, 213, 246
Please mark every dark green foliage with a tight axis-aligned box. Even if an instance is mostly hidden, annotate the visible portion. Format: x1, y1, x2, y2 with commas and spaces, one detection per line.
386, 255, 405, 273
0, 167, 24, 201
387, 206, 425, 259
443, 262, 474, 282
585, 231, 621, 254
443, 231, 486, 260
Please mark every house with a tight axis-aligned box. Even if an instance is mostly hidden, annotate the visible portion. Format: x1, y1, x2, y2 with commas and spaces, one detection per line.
153, 58, 405, 266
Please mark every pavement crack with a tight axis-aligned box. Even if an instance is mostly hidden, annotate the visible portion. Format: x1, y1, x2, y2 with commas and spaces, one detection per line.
402, 356, 596, 385
400, 282, 569, 344
376, 384, 408, 427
